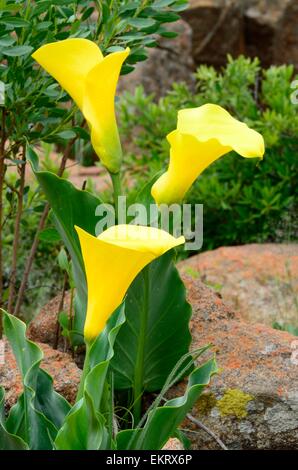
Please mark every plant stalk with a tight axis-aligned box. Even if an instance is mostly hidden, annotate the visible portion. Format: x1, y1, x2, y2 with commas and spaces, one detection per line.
0, 108, 6, 336
76, 341, 91, 402
133, 266, 150, 424
7, 146, 26, 313
53, 271, 68, 350
14, 138, 75, 317
110, 172, 122, 222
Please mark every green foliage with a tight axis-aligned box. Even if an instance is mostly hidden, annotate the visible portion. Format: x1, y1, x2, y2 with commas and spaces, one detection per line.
116, 356, 217, 450
0, 388, 28, 450
273, 322, 298, 336
118, 56, 298, 249
1, 310, 216, 450
3, 311, 71, 449
54, 304, 126, 450
0, 0, 188, 152
112, 252, 192, 392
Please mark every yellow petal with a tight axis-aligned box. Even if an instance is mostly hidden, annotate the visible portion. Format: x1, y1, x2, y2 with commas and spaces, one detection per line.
75, 225, 184, 341
32, 38, 103, 110
151, 104, 265, 205
83, 48, 130, 173
32, 40, 129, 173
176, 104, 265, 158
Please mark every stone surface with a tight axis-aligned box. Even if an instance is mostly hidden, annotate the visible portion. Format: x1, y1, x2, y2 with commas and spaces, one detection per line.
168, 266, 298, 449
27, 291, 71, 348
182, 0, 243, 67
181, 0, 298, 69
275, 0, 298, 67
162, 438, 184, 450
179, 244, 298, 326
0, 338, 81, 409
118, 20, 195, 98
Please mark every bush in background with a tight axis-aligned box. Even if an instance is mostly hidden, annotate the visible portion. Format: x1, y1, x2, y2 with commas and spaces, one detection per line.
119, 56, 298, 250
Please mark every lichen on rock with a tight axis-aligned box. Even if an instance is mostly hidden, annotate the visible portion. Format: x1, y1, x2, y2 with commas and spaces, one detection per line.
217, 389, 254, 419
195, 392, 217, 415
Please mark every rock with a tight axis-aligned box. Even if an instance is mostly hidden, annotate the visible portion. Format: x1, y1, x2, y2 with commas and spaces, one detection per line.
169, 265, 298, 449
274, 0, 298, 67
178, 243, 298, 326
181, 0, 298, 69
27, 291, 71, 348
244, 0, 295, 67
118, 20, 195, 98
162, 438, 184, 450
0, 338, 81, 409
181, 0, 243, 67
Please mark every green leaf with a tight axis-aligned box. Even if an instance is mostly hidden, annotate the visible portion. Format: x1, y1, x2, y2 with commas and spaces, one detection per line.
58, 311, 70, 338
152, 0, 176, 7
106, 45, 126, 53
116, 357, 217, 450
128, 18, 156, 29
81, 6, 94, 21
126, 48, 148, 64
119, 1, 139, 13
38, 227, 61, 243
0, 35, 15, 46
153, 11, 180, 22
111, 251, 192, 391
2, 311, 71, 449
35, 21, 53, 31
0, 388, 29, 450
0, 17, 30, 28
57, 247, 70, 273
1, 45, 33, 57
160, 30, 178, 38
56, 130, 77, 140
54, 304, 126, 450
121, 64, 135, 75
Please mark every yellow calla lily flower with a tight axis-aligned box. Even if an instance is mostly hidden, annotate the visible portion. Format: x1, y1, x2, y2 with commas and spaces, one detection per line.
75, 224, 185, 341
151, 104, 265, 204
32, 38, 129, 174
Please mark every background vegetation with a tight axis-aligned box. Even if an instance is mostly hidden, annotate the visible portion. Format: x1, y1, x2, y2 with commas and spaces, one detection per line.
119, 56, 298, 250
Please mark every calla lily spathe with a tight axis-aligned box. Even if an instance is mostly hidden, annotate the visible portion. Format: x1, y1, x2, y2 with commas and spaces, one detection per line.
76, 224, 185, 341
32, 38, 129, 174
151, 104, 265, 205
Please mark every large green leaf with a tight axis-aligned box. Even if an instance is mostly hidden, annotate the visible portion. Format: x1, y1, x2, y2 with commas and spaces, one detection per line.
111, 251, 192, 391
2, 311, 71, 449
54, 304, 125, 450
28, 147, 113, 340
116, 356, 217, 450
0, 388, 29, 450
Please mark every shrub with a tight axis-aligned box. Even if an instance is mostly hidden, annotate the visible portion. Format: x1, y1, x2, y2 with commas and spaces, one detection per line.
119, 56, 298, 249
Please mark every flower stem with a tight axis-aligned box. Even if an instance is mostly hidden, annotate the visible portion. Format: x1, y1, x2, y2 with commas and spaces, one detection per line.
133, 267, 150, 424
110, 172, 122, 222
76, 341, 91, 402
